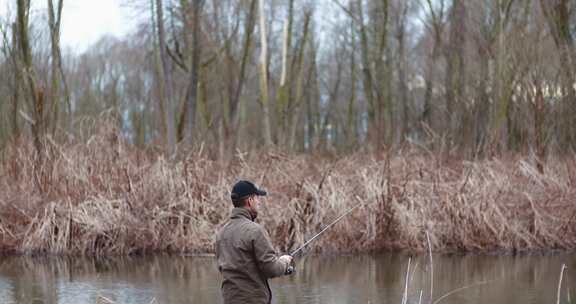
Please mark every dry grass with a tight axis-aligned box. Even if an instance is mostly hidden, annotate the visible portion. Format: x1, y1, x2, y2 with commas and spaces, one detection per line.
1, 126, 575, 255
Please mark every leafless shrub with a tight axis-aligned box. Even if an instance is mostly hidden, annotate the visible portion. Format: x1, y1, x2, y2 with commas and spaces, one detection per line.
1, 129, 575, 255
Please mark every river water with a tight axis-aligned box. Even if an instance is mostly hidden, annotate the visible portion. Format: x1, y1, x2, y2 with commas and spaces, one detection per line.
0, 253, 573, 304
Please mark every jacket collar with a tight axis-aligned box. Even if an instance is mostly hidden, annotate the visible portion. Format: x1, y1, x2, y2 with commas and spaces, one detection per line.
230, 207, 254, 221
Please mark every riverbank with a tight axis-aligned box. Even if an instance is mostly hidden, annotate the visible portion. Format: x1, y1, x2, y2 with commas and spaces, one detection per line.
1, 135, 575, 255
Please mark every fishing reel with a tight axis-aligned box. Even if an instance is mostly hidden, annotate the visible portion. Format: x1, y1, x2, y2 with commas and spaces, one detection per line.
285, 258, 296, 275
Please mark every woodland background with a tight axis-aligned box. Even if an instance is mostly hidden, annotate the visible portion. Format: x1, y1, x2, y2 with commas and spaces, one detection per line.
1, 0, 575, 159
0, 0, 575, 254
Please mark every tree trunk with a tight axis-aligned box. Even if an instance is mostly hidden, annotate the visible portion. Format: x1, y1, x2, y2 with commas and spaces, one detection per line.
444, 0, 466, 146
395, 2, 409, 143
287, 11, 312, 150
17, 0, 43, 157
258, 0, 273, 147
474, 46, 490, 155
8, 24, 21, 139
229, 0, 257, 152
318, 57, 343, 151
155, 0, 176, 154
346, 18, 357, 149
276, 0, 294, 147
182, 0, 204, 147
420, 0, 444, 136
47, 0, 67, 136
489, 2, 506, 153
357, 1, 376, 146
533, 84, 546, 173
373, 0, 391, 147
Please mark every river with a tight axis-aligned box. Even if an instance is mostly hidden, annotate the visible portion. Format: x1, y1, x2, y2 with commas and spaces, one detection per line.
0, 253, 572, 303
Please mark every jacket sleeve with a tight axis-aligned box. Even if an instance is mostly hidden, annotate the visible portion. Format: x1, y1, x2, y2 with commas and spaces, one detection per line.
252, 225, 289, 278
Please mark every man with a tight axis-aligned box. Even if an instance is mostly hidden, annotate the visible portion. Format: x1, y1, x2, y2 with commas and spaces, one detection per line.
215, 180, 293, 304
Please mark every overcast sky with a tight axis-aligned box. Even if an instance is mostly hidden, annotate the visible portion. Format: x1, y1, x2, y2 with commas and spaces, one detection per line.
0, 0, 138, 52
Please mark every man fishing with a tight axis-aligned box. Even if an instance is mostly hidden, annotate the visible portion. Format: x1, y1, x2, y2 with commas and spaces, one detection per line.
215, 180, 293, 304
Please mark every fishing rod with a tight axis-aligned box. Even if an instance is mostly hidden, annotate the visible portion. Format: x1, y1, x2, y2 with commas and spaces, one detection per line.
286, 201, 364, 274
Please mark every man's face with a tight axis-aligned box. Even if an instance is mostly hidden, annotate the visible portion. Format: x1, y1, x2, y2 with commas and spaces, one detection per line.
247, 195, 260, 218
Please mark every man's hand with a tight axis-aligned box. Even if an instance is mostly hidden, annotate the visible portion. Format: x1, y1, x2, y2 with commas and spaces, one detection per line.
279, 255, 294, 275
278, 255, 293, 265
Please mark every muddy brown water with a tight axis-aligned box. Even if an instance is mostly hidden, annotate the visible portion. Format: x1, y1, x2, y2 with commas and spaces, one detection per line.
0, 253, 573, 303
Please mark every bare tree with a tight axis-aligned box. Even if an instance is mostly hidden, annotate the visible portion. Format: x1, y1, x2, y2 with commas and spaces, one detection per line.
539, 0, 575, 150
357, 0, 381, 146
228, 0, 257, 152
444, 0, 466, 146
419, 0, 445, 135
394, 0, 410, 142
47, 0, 69, 135
287, 10, 313, 150
17, 0, 44, 157
180, 0, 205, 146
1, 0, 576, 158
1, 20, 21, 140
155, 0, 176, 154
275, 0, 295, 147
258, 0, 273, 147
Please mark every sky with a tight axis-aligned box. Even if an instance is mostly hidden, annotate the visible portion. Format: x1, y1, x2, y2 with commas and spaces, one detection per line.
0, 0, 138, 53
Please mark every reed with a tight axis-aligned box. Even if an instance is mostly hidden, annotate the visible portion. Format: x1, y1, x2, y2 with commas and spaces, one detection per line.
1, 129, 575, 255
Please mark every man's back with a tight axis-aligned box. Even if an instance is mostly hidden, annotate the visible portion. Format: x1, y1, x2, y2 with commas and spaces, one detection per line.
216, 207, 289, 304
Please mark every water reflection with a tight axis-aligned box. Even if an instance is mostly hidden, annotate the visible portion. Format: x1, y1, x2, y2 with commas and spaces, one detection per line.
0, 253, 573, 303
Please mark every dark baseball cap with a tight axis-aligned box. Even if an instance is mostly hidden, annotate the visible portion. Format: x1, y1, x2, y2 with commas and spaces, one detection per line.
231, 180, 267, 202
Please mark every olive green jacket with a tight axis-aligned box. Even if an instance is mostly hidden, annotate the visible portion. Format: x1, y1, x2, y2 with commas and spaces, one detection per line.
215, 208, 289, 304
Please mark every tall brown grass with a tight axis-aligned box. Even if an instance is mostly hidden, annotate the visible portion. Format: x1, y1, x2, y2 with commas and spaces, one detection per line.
1, 125, 575, 255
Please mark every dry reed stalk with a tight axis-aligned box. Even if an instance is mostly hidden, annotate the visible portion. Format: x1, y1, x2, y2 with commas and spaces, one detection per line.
557, 264, 566, 304
426, 231, 433, 303
401, 257, 411, 304
0, 126, 576, 255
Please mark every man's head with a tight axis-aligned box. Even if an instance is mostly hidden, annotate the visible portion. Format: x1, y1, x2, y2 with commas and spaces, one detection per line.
231, 180, 267, 219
